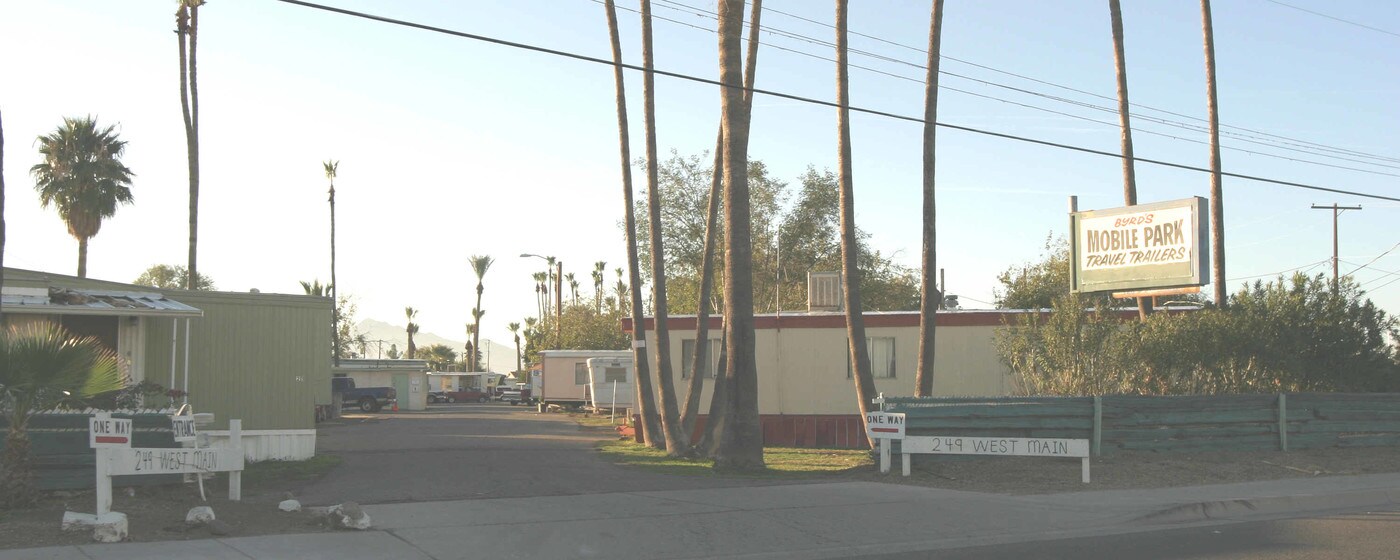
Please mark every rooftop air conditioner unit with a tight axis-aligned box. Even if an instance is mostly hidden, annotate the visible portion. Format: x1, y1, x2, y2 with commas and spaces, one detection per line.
807, 271, 843, 312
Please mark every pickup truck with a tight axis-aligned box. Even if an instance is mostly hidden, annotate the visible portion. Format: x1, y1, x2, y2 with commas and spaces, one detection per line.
332, 377, 397, 412
500, 384, 532, 406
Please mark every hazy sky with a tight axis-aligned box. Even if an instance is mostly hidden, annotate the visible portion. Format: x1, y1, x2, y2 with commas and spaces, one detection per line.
4, 0, 1398, 348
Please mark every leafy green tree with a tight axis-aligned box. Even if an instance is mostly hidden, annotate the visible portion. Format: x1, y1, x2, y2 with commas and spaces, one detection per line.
134, 264, 214, 290
385, 344, 401, 360
416, 344, 457, 371
30, 116, 135, 278
1, 324, 126, 506
994, 235, 1070, 310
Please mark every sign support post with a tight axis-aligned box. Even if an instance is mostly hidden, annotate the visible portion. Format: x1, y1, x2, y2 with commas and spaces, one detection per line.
229, 419, 242, 501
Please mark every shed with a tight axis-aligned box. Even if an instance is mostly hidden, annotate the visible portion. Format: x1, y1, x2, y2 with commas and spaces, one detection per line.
333, 358, 431, 411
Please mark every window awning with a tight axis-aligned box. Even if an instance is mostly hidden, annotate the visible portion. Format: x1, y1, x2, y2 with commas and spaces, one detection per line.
1, 287, 203, 318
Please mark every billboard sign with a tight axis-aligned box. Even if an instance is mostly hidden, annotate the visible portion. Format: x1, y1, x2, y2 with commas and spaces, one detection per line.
1070, 197, 1209, 293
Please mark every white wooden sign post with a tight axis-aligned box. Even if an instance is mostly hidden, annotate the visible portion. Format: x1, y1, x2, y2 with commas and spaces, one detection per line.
89, 414, 246, 514
864, 411, 906, 475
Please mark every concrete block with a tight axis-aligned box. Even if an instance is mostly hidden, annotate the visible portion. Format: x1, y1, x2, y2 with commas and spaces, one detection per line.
328, 502, 372, 530
186, 505, 216, 526
279, 499, 302, 512
61, 511, 96, 532
91, 512, 128, 543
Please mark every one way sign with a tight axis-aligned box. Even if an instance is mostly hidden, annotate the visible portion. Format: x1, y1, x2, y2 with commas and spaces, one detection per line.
865, 411, 906, 439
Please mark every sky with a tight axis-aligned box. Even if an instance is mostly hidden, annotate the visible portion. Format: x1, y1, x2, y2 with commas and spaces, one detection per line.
3, 0, 1398, 349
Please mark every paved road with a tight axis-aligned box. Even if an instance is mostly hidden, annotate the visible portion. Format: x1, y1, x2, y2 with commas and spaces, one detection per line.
295, 402, 794, 506
845, 508, 1400, 560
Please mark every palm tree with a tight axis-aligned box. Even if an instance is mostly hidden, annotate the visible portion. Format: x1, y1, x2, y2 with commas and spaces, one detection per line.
639, 0, 687, 454
405, 307, 419, 360
176, 0, 204, 290
324, 160, 340, 365
299, 279, 330, 297
915, 0, 945, 398
603, 0, 663, 447
30, 116, 135, 278
1201, 0, 1226, 308
689, 0, 763, 456
834, 0, 878, 450
508, 321, 522, 374
532, 271, 548, 319
469, 254, 494, 371
417, 343, 457, 371
1, 324, 126, 506
564, 272, 578, 305
712, 0, 764, 471
1108, 0, 1151, 320
593, 261, 607, 311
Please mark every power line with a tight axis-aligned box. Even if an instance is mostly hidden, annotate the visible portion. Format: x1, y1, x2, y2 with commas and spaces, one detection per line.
1263, 0, 1400, 39
753, 0, 1400, 166
649, 0, 1400, 174
271, 0, 1400, 204
1227, 258, 1331, 282
1346, 241, 1400, 277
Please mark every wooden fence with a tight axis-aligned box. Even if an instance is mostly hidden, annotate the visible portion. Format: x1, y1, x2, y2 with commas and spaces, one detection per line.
0, 412, 180, 490
883, 393, 1400, 455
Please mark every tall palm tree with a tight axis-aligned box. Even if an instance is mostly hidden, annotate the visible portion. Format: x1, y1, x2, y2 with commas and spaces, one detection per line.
640, 0, 687, 454
835, 0, 878, 449
30, 116, 135, 278
176, 0, 204, 290
915, 0, 946, 398
1108, 0, 1151, 320
712, 0, 764, 471
564, 272, 578, 305
603, 0, 663, 447
324, 160, 340, 366
464, 323, 477, 371
1, 324, 126, 506
469, 254, 494, 371
508, 321, 522, 374
688, 0, 763, 455
1201, 0, 1226, 308
532, 271, 548, 319
405, 306, 419, 360
593, 261, 607, 310
299, 279, 330, 297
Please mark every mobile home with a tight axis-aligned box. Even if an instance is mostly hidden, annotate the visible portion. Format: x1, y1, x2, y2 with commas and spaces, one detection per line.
586, 356, 633, 411
536, 350, 629, 408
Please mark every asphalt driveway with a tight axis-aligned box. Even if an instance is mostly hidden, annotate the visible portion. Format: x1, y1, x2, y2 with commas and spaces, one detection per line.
293, 402, 794, 506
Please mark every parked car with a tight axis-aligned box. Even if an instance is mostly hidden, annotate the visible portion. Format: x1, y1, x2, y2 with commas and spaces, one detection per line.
501, 386, 532, 406
443, 388, 492, 403
428, 391, 453, 404
332, 377, 396, 412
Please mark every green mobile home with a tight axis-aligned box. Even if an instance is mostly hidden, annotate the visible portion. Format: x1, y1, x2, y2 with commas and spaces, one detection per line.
2, 268, 332, 461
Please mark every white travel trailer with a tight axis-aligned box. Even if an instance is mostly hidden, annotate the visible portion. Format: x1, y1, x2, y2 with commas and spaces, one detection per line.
586, 356, 633, 412
536, 350, 629, 408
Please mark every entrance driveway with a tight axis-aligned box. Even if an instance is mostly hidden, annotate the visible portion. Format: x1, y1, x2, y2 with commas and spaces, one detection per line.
294, 403, 792, 506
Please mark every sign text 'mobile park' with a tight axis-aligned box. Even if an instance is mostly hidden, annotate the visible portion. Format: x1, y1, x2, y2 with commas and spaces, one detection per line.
1070, 197, 1209, 294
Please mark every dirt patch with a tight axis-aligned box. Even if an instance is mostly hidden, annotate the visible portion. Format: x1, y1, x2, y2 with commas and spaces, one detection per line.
0, 456, 344, 550
853, 446, 1400, 494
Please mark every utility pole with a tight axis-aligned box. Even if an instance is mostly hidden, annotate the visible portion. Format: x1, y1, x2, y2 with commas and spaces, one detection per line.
1311, 203, 1362, 288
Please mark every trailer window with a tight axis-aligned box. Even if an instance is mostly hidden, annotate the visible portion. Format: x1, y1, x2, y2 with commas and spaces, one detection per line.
604, 367, 627, 383
681, 338, 720, 379
575, 362, 589, 385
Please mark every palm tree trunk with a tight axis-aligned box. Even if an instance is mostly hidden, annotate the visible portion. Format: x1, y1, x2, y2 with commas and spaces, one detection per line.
836, 0, 878, 447
330, 185, 339, 367
640, 0, 687, 454
76, 236, 89, 278
604, 0, 664, 447
1202, 0, 1226, 308
694, 328, 728, 456
183, 2, 202, 291
713, 0, 764, 472
915, 0, 945, 398
473, 284, 484, 370
1108, 0, 1151, 319
686, 0, 762, 453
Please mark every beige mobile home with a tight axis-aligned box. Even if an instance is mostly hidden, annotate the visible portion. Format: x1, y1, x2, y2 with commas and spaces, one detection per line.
536, 350, 629, 408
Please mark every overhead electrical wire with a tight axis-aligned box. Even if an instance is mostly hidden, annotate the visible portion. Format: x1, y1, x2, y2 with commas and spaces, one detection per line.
1263, 0, 1400, 40
648, 0, 1400, 176
753, 0, 1400, 166
270, 0, 1400, 203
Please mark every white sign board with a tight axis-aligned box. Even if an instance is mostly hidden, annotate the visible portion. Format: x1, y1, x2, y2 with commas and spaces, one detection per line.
89, 417, 133, 448
901, 436, 1089, 458
864, 412, 906, 439
106, 447, 244, 476
1078, 205, 1195, 272
170, 415, 197, 443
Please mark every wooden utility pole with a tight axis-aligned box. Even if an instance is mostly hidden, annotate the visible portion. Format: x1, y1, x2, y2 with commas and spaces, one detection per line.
1311, 203, 1362, 288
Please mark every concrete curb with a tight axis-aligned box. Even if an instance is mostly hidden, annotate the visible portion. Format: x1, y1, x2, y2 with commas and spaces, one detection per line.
1132, 487, 1400, 525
